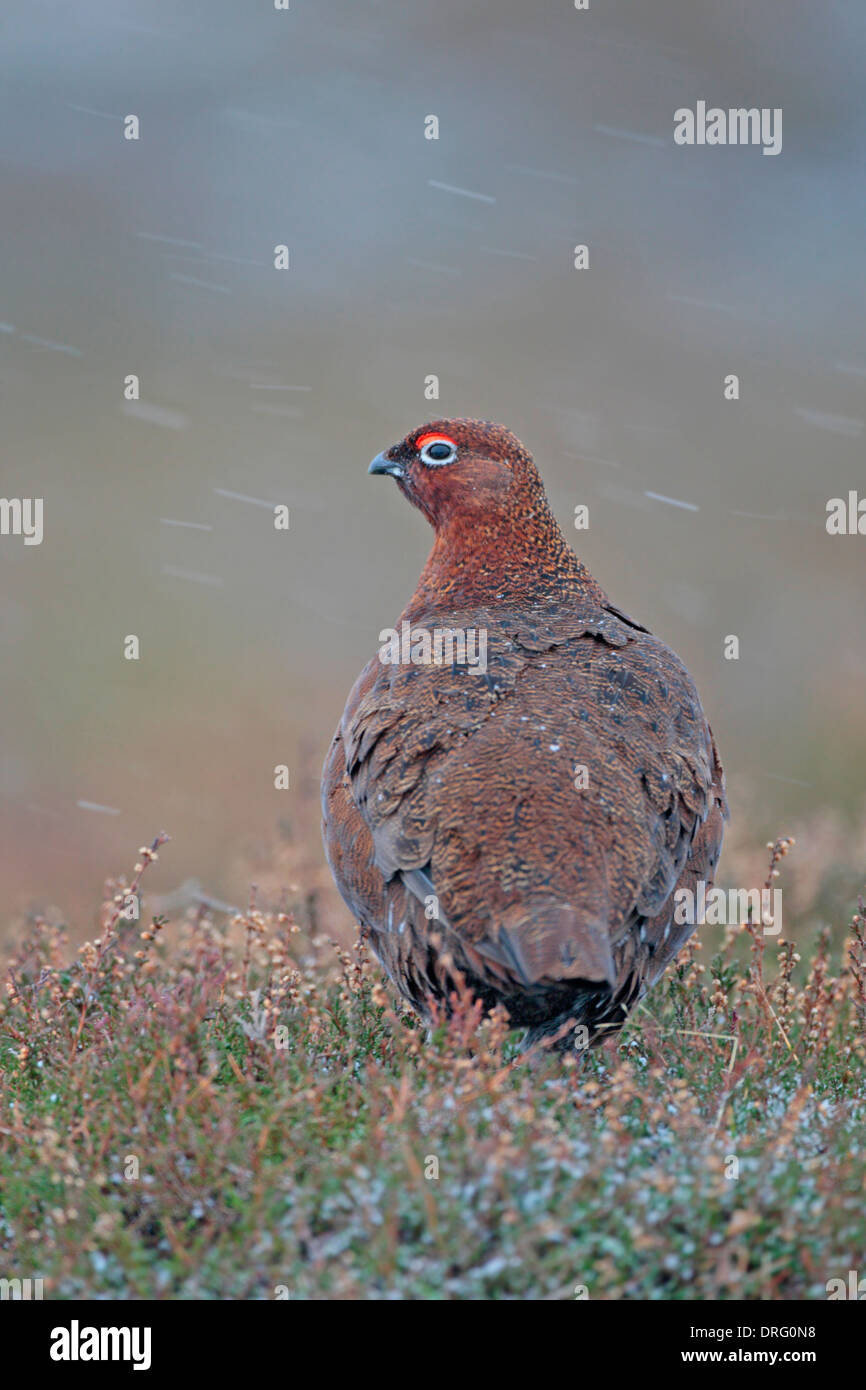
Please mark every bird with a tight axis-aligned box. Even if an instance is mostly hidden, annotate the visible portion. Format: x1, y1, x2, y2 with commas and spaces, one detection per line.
321, 419, 727, 1052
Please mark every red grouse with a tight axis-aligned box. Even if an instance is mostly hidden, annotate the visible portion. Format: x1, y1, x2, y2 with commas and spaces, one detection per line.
322, 420, 727, 1050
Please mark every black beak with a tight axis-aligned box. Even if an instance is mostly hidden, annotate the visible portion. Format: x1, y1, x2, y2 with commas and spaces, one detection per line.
368, 451, 405, 480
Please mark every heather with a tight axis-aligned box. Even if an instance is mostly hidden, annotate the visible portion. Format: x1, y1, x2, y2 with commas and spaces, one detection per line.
1, 832, 864, 1300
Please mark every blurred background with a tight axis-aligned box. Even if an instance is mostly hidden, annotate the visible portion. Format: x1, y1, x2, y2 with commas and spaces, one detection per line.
1, 0, 864, 936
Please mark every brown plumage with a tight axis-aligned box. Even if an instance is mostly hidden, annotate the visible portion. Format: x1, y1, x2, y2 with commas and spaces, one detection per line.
321, 419, 727, 1051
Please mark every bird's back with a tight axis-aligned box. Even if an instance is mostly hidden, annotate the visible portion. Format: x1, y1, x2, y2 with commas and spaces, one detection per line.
322, 586, 726, 1047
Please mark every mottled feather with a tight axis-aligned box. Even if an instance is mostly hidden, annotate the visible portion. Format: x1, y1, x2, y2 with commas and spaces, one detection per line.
322, 419, 727, 1050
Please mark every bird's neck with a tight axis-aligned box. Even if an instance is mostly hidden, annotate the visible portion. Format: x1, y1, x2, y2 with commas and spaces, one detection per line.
403, 502, 607, 619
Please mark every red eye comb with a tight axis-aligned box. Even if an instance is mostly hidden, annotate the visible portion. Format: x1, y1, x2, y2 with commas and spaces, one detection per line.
416, 432, 457, 452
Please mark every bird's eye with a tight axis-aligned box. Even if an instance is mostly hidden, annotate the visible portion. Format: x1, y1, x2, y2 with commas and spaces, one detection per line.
417, 435, 458, 466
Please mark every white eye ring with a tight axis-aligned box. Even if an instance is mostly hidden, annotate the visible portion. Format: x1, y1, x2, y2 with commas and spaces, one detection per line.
418, 437, 458, 466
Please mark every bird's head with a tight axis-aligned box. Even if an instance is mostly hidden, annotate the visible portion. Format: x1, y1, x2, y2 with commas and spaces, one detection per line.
368, 418, 543, 531
368, 418, 601, 607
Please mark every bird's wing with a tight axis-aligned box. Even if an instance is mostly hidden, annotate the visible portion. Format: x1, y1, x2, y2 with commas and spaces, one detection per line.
331, 602, 726, 994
